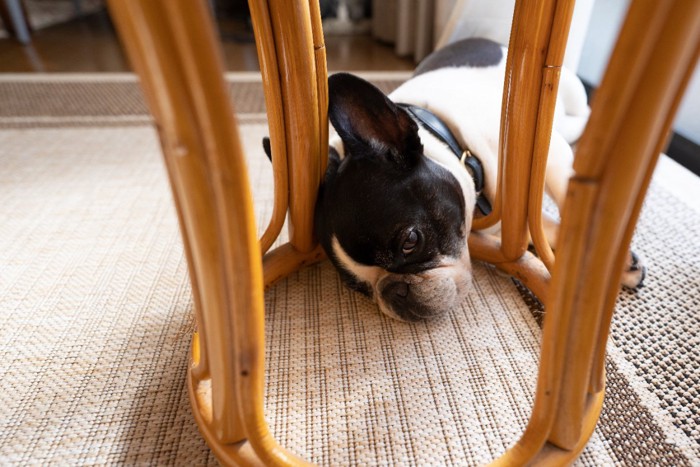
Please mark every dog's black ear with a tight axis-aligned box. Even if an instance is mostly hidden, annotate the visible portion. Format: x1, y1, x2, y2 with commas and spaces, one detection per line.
328, 73, 422, 170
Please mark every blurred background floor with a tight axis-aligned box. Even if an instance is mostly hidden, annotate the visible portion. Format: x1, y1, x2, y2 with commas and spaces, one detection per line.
1, 0, 697, 175
0, 7, 414, 72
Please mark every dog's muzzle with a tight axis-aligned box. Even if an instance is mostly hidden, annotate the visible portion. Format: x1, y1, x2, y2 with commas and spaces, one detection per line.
376, 253, 473, 322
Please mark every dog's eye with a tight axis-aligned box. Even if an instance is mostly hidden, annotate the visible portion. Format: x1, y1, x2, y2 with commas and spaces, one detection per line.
402, 230, 419, 255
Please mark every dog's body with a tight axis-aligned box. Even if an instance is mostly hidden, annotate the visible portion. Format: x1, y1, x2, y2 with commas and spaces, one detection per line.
313, 38, 644, 321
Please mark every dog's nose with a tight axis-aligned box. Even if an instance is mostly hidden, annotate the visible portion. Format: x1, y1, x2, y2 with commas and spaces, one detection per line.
388, 281, 409, 298
381, 281, 423, 321
381, 279, 449, 321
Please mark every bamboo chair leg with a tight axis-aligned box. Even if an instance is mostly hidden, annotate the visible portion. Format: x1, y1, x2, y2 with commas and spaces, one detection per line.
497, 0, 575, 262
252, 0, 328, 286
108, 0, 317, 464
249, 0, 289, 255
497, 1, 700, 463
470, 0, 576, 303
549, 2, 700, 448
589, 38, 700, 395
266, 1, 323, 254
108, 0, 247, 445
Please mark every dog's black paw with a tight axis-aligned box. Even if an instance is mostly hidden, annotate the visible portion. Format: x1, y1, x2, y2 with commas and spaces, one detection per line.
622, 251, 646, 290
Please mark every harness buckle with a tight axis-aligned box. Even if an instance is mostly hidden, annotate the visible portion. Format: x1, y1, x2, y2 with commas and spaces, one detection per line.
460, 149, 473, 164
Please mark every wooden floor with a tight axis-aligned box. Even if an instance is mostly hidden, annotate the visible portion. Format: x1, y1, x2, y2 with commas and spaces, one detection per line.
0, 9, 415, 73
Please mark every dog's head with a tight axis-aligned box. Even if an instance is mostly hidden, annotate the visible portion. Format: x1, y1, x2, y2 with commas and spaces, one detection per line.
315, 73, 475, 321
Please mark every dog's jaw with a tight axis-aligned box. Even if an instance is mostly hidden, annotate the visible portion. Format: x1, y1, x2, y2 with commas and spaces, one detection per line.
331, 235, 404, 321
332, 235, 473, 321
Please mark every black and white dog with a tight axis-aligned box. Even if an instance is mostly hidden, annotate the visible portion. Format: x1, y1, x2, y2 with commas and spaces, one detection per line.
303, 38, 644, 321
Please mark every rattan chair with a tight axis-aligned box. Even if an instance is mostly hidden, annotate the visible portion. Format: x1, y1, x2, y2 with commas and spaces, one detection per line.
106, 0, 700, 464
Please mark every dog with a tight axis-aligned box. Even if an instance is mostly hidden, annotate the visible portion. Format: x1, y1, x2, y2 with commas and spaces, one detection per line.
270, 38, 645, 321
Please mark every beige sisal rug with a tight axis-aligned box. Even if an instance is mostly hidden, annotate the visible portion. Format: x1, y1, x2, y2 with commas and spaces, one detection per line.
0, 73, 698, 465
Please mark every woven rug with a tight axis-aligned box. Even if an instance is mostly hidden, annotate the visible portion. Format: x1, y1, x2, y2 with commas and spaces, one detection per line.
0, 73, 698, 465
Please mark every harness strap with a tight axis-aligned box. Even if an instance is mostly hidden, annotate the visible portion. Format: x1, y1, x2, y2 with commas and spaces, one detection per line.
397, 103, 492, 216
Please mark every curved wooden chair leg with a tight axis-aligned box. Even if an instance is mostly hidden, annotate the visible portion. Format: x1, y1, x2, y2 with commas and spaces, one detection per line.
498, 1, 700, 464
250, 0, 328, 285
107, 1, 318, 464
470, 0, 577, 304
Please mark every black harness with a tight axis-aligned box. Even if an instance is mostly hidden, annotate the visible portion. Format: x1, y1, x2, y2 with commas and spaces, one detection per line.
398, 103, 492, 216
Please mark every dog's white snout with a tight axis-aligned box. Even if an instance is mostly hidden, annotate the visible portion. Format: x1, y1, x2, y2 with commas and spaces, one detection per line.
376, 254, 473, 321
